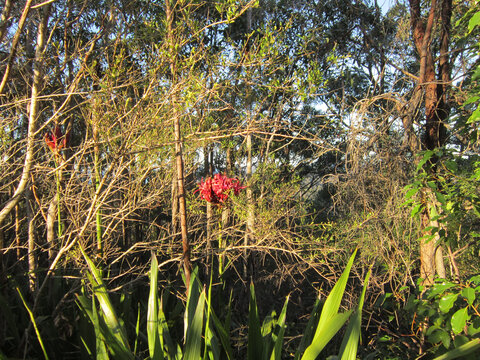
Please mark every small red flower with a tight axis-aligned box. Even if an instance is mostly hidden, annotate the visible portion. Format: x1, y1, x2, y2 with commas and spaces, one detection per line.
197, 173, 245, 205
45, 126, 69, 152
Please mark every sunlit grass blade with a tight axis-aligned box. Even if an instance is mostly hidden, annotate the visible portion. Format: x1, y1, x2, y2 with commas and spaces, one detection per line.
338, 268, 371, 360
270, 295, 289, 360
79, 246, 133, 359
158, 295, 178, 359
300, 249, 358, 360
16, 286, 50, 360
184, 267, 201, 341
247, 282, 263, 360
209, 302, 234, 360
294, 299, 322, 360
134, 304, 141, 355
148, 253, 164, 360
315, 249, 357, 336
91, 294, 109, 360
204, 272, 222, 360
183, 289, 206, 360
301, 311, 352, 360
432, 339, 480, 360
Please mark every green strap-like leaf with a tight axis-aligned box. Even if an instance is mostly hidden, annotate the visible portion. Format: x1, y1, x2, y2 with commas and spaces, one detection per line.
183, 290, 206, 360
432, 339, 480, 360
338, 268, 371, 360
314, 249, 357, 339
294, 299, 322, 360
270, 295, 289, 360
148, 253, 164, 360
247, 282, 264, 360
301, 311, 353, 360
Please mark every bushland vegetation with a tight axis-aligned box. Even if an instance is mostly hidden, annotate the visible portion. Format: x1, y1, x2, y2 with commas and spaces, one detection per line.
0, 0, 479, 359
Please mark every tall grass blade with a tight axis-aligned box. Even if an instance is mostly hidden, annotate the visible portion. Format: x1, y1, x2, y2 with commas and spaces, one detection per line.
134, 304, 141, 355
432, 339, 480, 360
300, 249, 358, 360
183, 290, 206, 360
79, 246, 133, 360
294, 299, 322, 360
91, 294, 109, 360
16, 286, 50, 360
247, 282, 263, 360
270, 295, 289, 360
158, 295, 178, 359
338, 268, 371, 360
315, 249, 357, 337
209, 304, 234, 360
184, 267, 201, 341
148, 253, 164, 360
204, 272, 221, 360
301, 311, 352, 360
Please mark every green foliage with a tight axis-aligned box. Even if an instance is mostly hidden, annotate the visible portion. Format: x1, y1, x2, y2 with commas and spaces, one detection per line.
405, 276, 480, 358
73, 251, 370, 359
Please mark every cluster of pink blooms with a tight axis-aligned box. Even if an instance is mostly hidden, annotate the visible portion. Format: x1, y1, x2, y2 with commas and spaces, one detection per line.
45, 126, 69, 152
197, 173, 245, 205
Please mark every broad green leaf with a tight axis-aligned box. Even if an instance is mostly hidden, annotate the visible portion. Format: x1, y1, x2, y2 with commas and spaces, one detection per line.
463, 95, 479, 106
428, 328, 450, 349
209, 304, 234, 360
427, 283, 457, 299
185, 267, 201, 340
467, 107, 480, 124
405, 187, 418, 200
451, 307, 470, 335
158, 296, 178, 359
411, 203, 423, 217
468, 11, 480, 32
438, 293, 458, 313
461, 287, 476, 306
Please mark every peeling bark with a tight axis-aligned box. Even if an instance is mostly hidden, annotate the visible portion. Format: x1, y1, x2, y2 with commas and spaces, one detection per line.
408, 0, 452, 283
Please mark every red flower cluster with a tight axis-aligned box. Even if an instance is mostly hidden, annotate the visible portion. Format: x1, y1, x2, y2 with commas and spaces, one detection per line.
45, 126, 69, 152
197, 173, 245, 205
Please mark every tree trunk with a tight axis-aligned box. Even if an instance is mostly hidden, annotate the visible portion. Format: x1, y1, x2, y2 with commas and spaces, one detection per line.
26, 189, 37, 293
46, 197, 57, 261
166, 0, 191, 291
0, 0, 13, 44
0, 0, 34, 94
408, 0, 452, 284
0, 3, 50, 225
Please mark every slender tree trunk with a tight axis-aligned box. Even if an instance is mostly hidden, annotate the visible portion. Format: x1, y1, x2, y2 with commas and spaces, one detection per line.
0, 0, 35, 94
92, 120, 103, 257
244, 8, 254, 280
26, 189, 37, 293
166, 0, 191, 291
205, 146, 213, 246
46, 198, 57, 261
0, 0, 13, 44
0, 3, 50, 225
